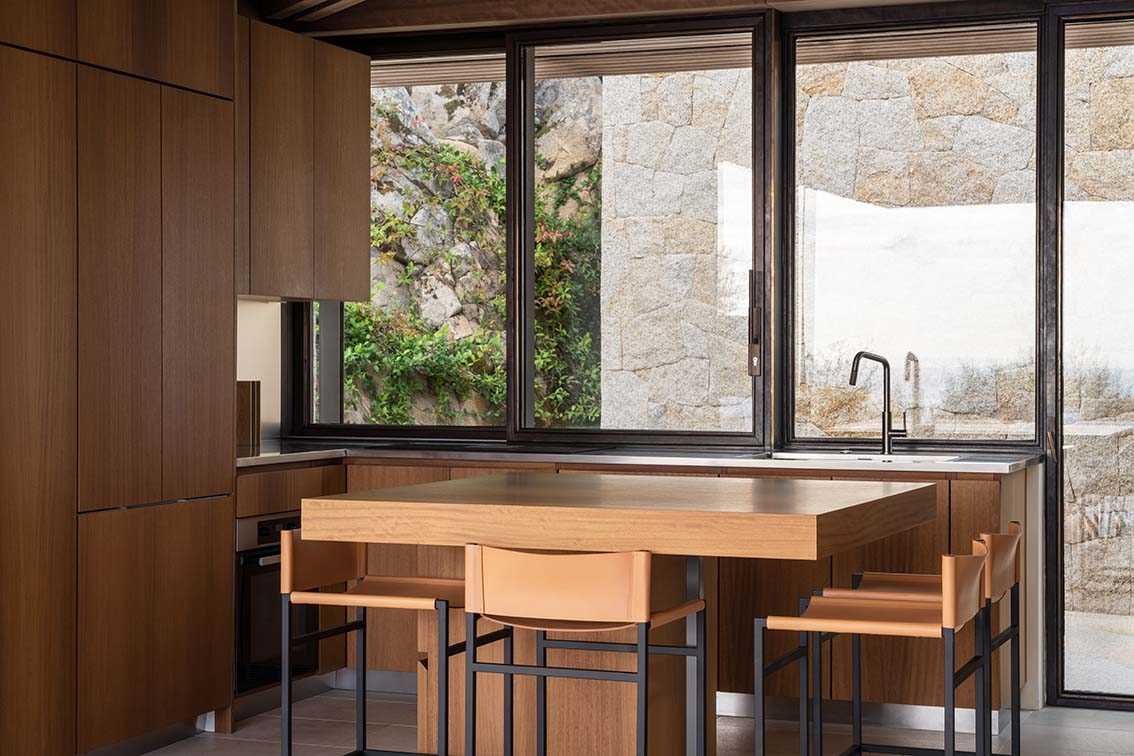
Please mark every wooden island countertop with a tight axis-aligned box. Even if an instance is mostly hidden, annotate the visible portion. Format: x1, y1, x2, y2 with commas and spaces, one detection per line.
300, 471, 937, 560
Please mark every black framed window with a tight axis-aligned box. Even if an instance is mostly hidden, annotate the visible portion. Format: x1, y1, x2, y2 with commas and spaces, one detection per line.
306, 50, 509, 434
1058, 13, 1134, 702
785, 22, 1041, 447
510, 18, 770, 445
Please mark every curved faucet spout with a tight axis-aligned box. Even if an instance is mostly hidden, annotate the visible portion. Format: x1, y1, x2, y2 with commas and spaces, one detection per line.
849, 351, 889, 386
848, 350, 903, 454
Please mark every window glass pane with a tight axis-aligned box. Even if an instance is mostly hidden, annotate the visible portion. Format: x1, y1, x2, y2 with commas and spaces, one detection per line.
530, 34, 754, 433
336, 65, 507, 426
1062, 21, 1134, 696
792, 27, 1037, 442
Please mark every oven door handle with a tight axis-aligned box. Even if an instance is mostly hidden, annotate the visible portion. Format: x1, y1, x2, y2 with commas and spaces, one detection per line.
258, 555, 281, 567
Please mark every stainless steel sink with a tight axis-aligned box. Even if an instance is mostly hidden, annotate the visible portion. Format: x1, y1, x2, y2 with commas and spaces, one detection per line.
772, 452, 960, 464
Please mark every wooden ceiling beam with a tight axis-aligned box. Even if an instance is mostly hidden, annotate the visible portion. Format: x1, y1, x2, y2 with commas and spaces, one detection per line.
257, 0, 337, 20
296, 0, 763, 35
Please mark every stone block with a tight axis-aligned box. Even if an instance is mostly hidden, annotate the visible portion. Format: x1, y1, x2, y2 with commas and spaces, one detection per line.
953, 115, 1034, 171
992, 170, 1036, 204
853, 148, 910, 207
663, 126, 718, 174
1090, 78, 1134, 150
1067, 150, 1134, 201
908, 152, 997, 206
624, 121, 674, 170
858, 97, 924, 151
843, 62, 909, 100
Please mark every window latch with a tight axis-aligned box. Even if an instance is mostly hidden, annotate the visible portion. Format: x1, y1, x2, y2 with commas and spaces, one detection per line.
748, 270, 763, 377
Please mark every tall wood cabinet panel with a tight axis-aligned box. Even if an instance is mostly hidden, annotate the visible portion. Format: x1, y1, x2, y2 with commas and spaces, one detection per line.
161, 86, 236, 501
77, 66, 164, 513
0, 46, 77, 756
0, 0, 75, 56
78, 497, 234, 751
250, 20, 314, 299
77, 0, 234, 98
77, 507, 152, 752
234, 15, 251, 295
313, 40, 371, 302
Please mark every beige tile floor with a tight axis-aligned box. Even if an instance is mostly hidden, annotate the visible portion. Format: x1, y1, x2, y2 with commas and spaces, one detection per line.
149, 689, 1134, 756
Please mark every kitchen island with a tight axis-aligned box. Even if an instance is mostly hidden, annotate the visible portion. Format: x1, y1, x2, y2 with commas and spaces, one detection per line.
302, 471, 939, 755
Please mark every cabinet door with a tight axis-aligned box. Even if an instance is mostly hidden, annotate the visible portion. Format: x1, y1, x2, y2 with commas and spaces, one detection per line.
0, 0, 75, 56
77, 0, 234, 98
250, 20, 314, 299
162, 86, 235, 500
78, 497, 234, 751
0, 46, 77, 756
313, 39, 371, 302
151, 497, 235, 729
78, 66, 163, 512
78, 507, 153, 752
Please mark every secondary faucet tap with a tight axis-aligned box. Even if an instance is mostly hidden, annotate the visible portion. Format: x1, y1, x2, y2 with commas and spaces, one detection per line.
849, 351, 907, 455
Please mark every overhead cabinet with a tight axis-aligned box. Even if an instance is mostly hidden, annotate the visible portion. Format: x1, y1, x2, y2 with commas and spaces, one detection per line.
0, 0, 75, 56
77, 0, 234, 98
77, 71, 235, 511
241, 20, 370, 301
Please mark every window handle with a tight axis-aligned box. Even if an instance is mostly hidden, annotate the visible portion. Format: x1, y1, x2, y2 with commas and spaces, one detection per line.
748, 270, 763, 377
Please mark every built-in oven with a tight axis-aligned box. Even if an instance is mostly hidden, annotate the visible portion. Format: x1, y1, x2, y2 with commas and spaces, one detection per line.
235, 511, 318, 694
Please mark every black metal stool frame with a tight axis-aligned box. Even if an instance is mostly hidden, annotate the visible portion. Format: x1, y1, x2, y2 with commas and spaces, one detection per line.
464, 607, 708, 756
753, 592, 995, 756
280, 595, 509, 756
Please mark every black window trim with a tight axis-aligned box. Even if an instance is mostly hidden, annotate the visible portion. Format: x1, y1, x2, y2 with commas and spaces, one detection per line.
776, 2, 1048, 456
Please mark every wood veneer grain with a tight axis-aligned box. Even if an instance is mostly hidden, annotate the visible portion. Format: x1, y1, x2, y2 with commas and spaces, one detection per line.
0, 0, 75, 56
0, 46, 77, 756
249, 20, 314, 298
78, 66, 163, 512
304, 472, 937, 560
77, 0, 234, 98
313, 38, 370, 302
161, 85, 235, 501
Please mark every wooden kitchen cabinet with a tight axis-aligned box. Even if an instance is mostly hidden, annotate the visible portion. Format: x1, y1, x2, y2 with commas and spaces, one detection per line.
313, 39, 371, 302
78, 66, 164, 513
0, 0, 75, 56
77, 0, 234, 98
243, 20, 370, 301
78, 497, 234, 752
162, 85, 235, 501
0, 45, 77, 756
250, 19, 314, 299
235, 463, 346, 517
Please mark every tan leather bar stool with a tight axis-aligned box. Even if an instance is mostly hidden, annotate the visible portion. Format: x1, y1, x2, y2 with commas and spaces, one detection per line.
279, 530, 507, 756
463, 545, 708, 756
754, 544, 989, 756
824, 522, 1023, 756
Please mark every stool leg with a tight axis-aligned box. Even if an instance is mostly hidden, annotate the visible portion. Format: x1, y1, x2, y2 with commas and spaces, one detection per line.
503, 626, 514, 756
1010, 585, 1021, 756
798, 598, 809, 756
974, 607, 987, 756
754, 618, 766, 756
465, 612, 478, 756
852, 633, 862, 752
944, 628, 956, 756
696, 608, 706, 756
356, 606, 367, 752
437, 600, 450, 756
281, 594, 292, 756
637, 622, 650, 756
535, 630, 547, 756
810, 631, 823, 756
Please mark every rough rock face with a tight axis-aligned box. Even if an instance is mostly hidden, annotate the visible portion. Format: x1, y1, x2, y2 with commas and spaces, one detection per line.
600, 70, 753, 433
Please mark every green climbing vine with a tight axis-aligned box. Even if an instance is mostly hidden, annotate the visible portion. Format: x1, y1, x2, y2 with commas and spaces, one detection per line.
343, 121, 602, 427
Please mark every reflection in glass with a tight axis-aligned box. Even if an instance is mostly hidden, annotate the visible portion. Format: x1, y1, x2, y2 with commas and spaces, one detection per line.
1062, 22, 1134, 696
792, 29, 1038, 442
531, 34, 755, 432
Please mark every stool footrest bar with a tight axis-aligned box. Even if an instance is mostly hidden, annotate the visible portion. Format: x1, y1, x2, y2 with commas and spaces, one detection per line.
290, 620, 364, 647
471, 660, 639, 683
541, 638, 696, 656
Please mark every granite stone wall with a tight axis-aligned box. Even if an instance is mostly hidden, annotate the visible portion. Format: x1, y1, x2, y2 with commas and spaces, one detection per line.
598, 70, 754, 432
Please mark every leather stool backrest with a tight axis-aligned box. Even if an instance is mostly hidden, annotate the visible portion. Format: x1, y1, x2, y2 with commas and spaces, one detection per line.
280, 529, 366, 593
465, 544, 651, 624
